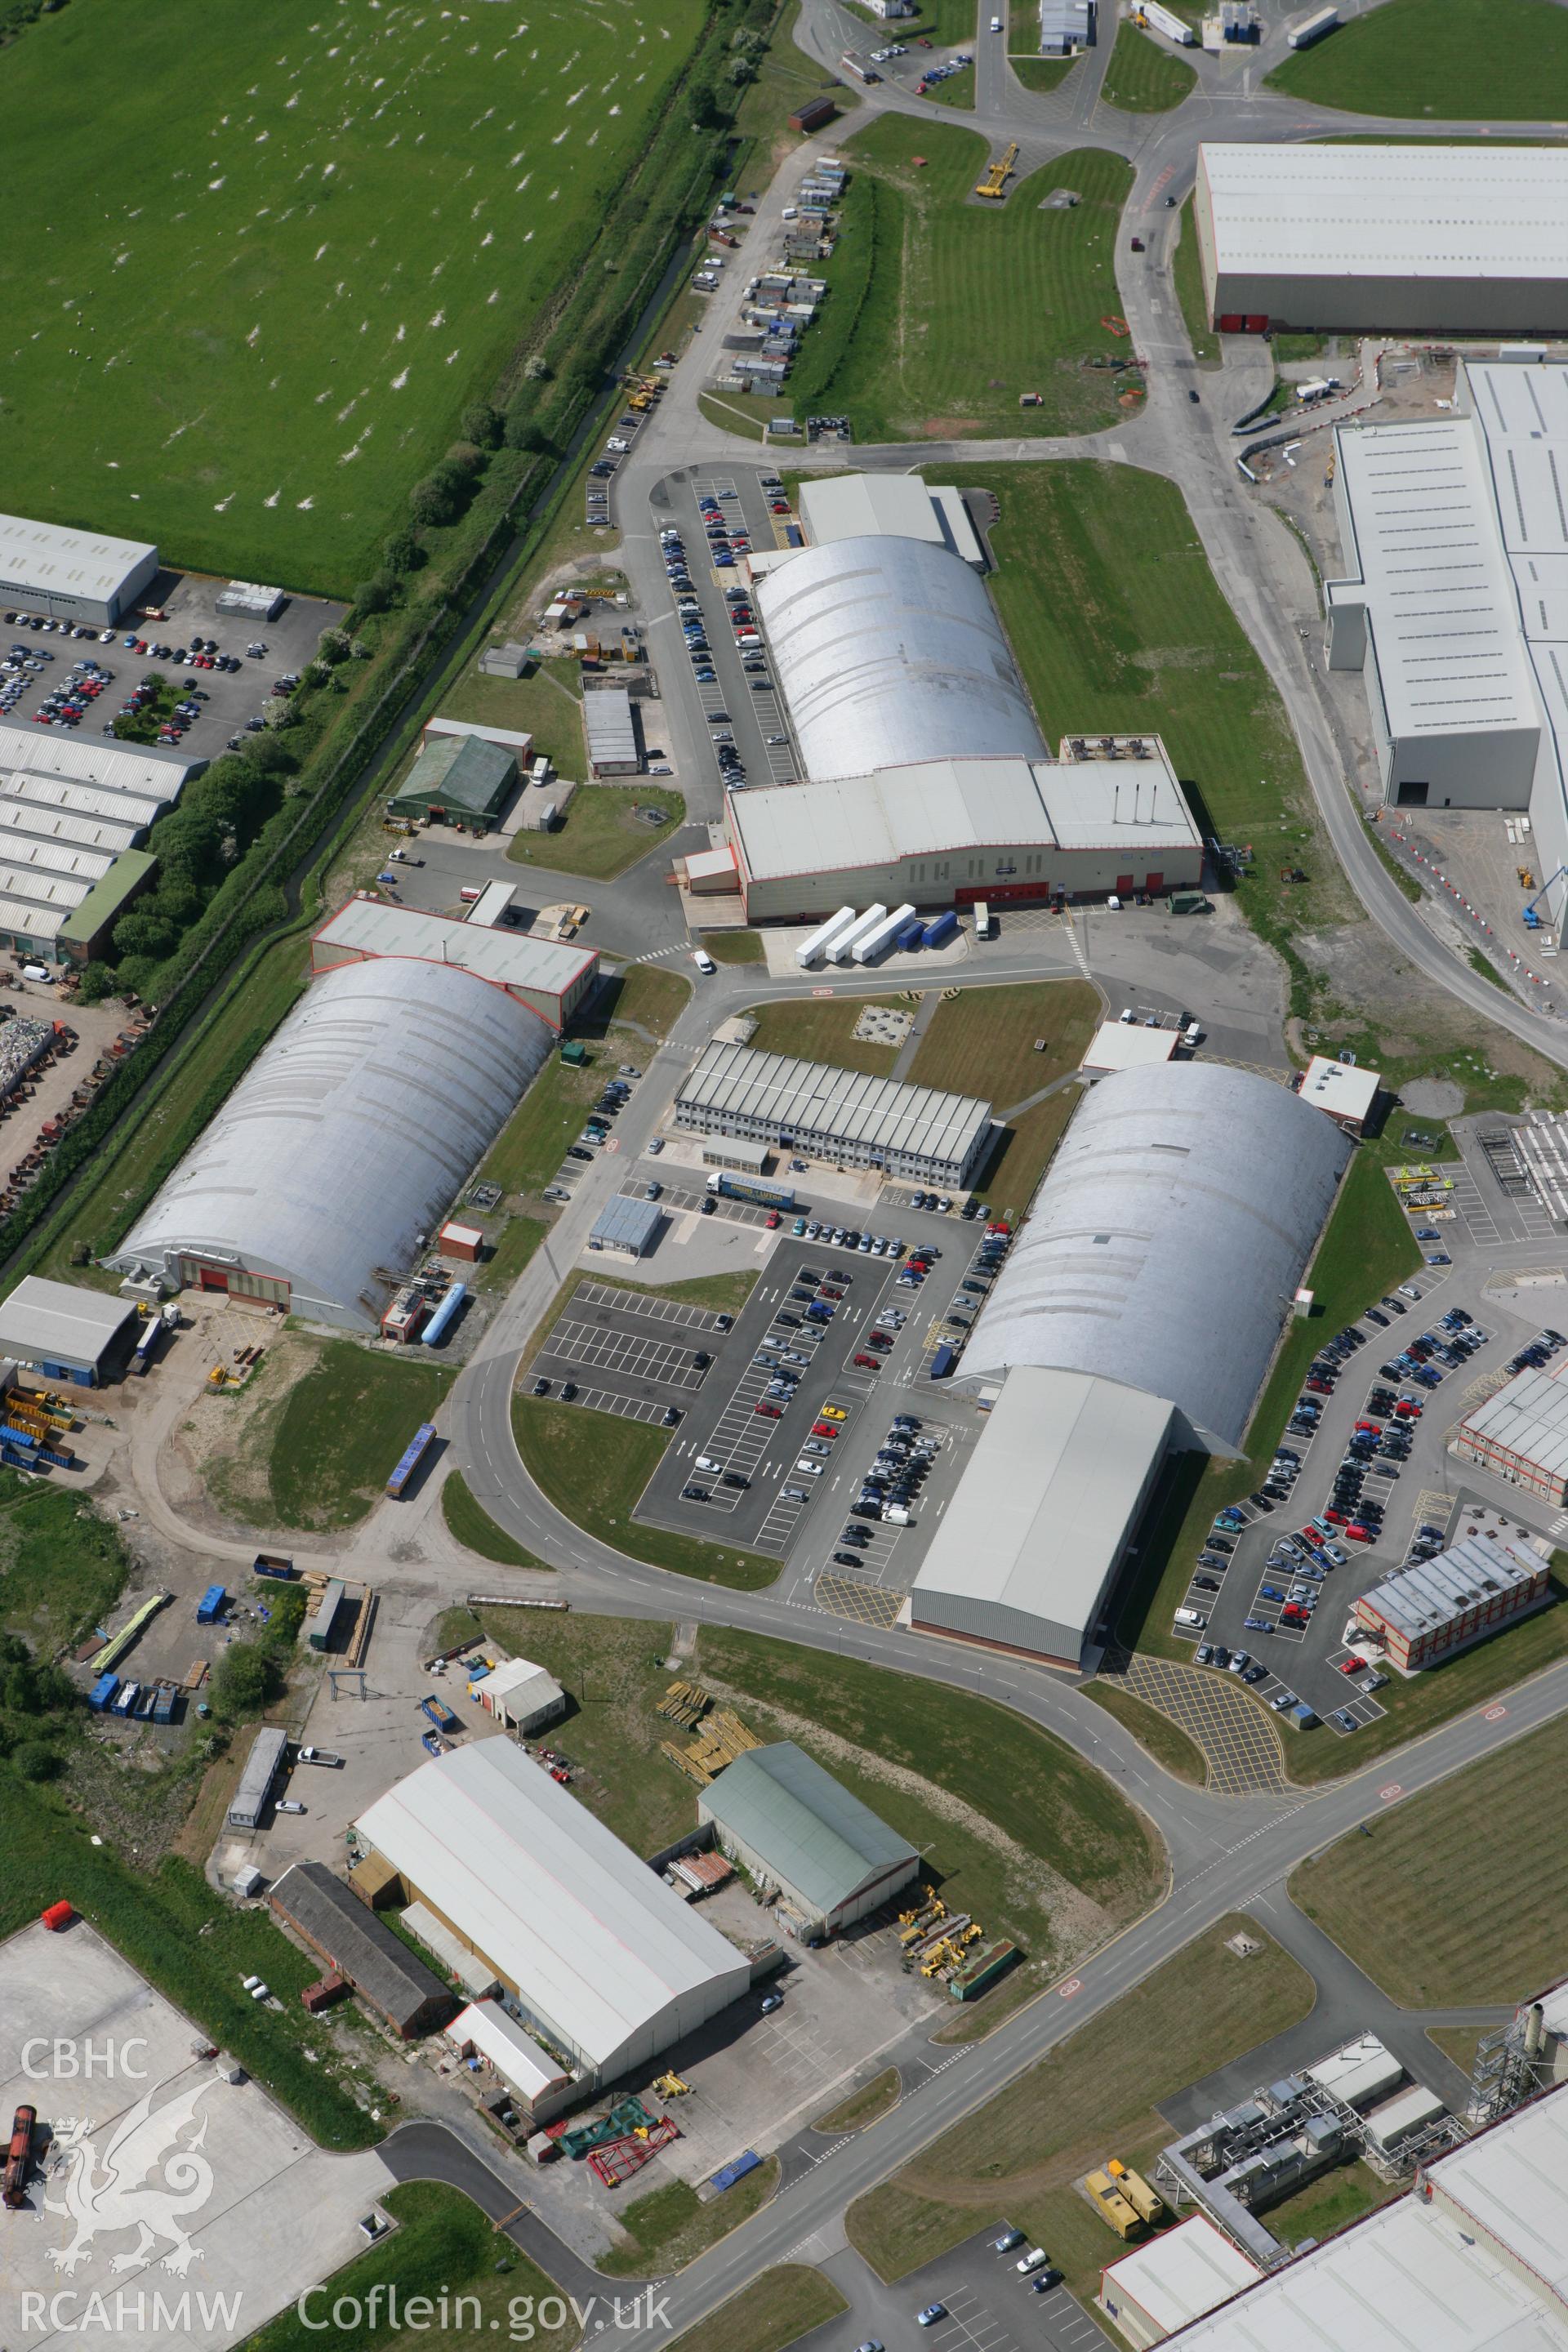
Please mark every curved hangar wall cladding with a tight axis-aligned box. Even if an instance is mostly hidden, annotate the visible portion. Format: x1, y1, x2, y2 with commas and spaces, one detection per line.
755, 534, 1046, 784
960, 1063, 1351, 1454
108, 958, 552, 1330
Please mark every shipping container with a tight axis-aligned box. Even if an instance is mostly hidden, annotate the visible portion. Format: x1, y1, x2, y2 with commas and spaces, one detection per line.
131, 1317, 163, 1376
851, 902, 918, 965
828, 904, 889, 964
796, 906, 860, 968
1141, 0, 1196, 40
707, 1171, 796, 1210
196, 1584, 227, 1625
4, 2105, 36, 2209
87, 1673, 118, 1712
930, 1343, 956, 1379
922, 908, 960, 949
253, 1552, 299, 1582
893, 915, 926, 951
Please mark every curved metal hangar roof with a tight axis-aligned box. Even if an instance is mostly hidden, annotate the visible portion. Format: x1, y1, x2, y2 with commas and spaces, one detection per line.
108, 958, 552, 1330
755, 535, 1045, 782
960, 1064, 1349, 1453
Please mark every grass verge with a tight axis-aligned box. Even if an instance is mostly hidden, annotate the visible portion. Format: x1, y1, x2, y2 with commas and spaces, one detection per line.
599, 2160, 780, 2277
703, 930, 765, 964
744, 994, 903, 1073
1101, 22, 1197, 110
668, 2268, 847, 2352
511, 1400, 778, 1589
1009, 55, 1078, 91
1080, 1682, 1206, 1785
908, 979, 1101, 1217
238, 2181, 575, 2352
846, 1914, 1312, 2304
1266, 0, 1568, 116
1290, 1709, 1568, 2002
440, 1473, 552, 1572
813, 2068, 902, 2134
507, 786, 686, 883
269, 1342, 454, 1531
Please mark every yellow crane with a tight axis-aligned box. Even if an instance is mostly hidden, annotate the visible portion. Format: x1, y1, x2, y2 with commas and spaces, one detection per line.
974, 140, 1018, 201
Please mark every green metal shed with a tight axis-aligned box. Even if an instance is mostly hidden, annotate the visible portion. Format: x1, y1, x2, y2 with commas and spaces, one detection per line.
697, 1740, 919, 1936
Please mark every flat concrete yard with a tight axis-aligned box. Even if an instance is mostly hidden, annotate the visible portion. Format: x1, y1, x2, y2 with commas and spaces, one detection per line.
0, 1919, 390, 2350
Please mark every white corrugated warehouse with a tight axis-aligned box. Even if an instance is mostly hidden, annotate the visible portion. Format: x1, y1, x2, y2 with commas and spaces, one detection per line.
911, 1369, 1174, 1668
352, 1740, 751, 2088
0, 1275, 140, 1386
310, 898, 598, 1030
725, 742, 1201, 921
1453, 1362, 1568, 1503
0, 724, 200, 956
106, 957, 556, 1329
798, 474, 985, 569
1099, 2216, 1260, 2350
1329, 364, 1568, 932
674, 1039, 992, 1186
0, 512, 158, 626
956, 1063, 1350, 1454
754, 535, 1045, 783
1157, 2079, 1568, 2352
1193, 144, 1568, 333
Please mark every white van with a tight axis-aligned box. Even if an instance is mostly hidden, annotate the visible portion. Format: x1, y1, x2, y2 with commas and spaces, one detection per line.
1174, 1606, 1208, 1629
884, 1504, 912, 1526
692, 948, 717, 975
1184, 1022, 1203, 1046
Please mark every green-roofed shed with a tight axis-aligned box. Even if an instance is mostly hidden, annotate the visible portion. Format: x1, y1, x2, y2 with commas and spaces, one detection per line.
390, 733, 517, 834
57, 849, 158, 966
697, 1740, 919, 1937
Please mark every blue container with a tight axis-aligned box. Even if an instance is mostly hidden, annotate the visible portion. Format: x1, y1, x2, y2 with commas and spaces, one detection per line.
894, 916, 924, 951
922, 909, 959, 949
930, 1343, 956, 1379
196, 1584, 227, 1624
710, 2150, 762, 2193
88, 1673, 118, 1712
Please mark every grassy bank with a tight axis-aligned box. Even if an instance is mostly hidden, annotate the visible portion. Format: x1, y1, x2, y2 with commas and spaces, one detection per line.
668, 2269, 847, 2352
599, 2160, 780, 2277
1266, 0, 1568, 115
511, 1399, 778, 1589
1172, 194, 1219, 368
908, 979, 1101, 1216
1101, 21, 1196, 110
440, 1473, 551, 1572
507, 786, 686, 883
1081, 1682, 1206, 1785
1290, 1710, 1568, 2002
269, 1342, 453, 1530
800, 118, 1134, 439
813, 2069, 902, 2133
846, 1915, 1312, 2304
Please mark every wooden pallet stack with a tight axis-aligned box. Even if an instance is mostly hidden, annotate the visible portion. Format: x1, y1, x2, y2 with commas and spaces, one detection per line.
661, 1705, 762, 1787
656, 1679, 710, 1729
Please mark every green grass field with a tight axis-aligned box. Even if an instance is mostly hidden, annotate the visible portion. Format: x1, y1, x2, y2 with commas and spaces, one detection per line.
802, 118, 1134, 439
269, 1339, 452, 1529
511, 1396, 780, 1588
908, 979, 1101, 1215
1009, 56, 1079, 92
1081, 1682, 1205, 1784
1267, 0, 1568, 115
0, 0, 703, 591
508, 786, 685, 882
1290, 1711, 1568, 2003
599, 2161, 780, 2277
743, 993, 903, 1073
1172, 194, 1219, 367
440, 1472, 550, 1571
813, 2069, 902, 2133
847, 1916, 1312, 2304
1101, 21, 1197, 111
942, 459, 1357, 966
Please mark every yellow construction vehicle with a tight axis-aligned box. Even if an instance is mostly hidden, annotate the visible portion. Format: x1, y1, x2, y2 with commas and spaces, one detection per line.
654, 2073, 692, 2099
974, 140, 1018, 201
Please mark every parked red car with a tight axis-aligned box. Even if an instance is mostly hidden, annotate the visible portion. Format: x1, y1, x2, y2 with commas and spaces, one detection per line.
853, 1354, 880, 1371
1339, 1655, 1366, 1674
754, 1401, 782, 1419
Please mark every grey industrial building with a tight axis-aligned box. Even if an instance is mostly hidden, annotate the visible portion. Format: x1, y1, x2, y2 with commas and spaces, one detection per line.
798, 474, 985, 570
673, 1039, 992, 1187
726, 741, 1202, 922
1193, 145, 1568, 334
107, 956, 560, 1330
0, 512, 158, 627
590, 1193, 664, 1258
310, 898, 598, 1032
583, 689, 639, 777
0, 1276, 141, 1385
0, 724, 202, 960
1327, 365, 1568, 933
1452, 1363, 1568, 1503
911, 1369, 1175, 1669
270, 1861, 457, 2038
697, 1742, 919, 1938
914, 1066, 1349, 1670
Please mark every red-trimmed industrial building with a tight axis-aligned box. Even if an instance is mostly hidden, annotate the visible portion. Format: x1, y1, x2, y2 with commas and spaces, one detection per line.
1451, 1362, 1568, 1505
310, 897, 597, 1032
1352, 1528, 1549, 1672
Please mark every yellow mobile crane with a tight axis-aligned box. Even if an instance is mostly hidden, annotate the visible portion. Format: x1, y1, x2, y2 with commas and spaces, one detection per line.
974, 141, 1018, 200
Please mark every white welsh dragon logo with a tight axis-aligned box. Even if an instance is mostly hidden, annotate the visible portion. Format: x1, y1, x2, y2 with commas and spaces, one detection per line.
43, 2078, 216, 2275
